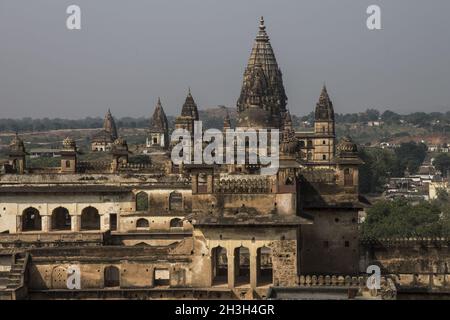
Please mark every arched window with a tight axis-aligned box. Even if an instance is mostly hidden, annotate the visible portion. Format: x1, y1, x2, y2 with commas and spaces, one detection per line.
51, 207, 71, 231
136, 218, 149, 229
22, 207, 42, 232
211, 246, 228, 285
136, 192, 149, 211
169, 218, 183, 228
169, 192, 183, 211
65, 160, 71, 168
81, 206, 100, 230
234, 246, 250, 286
322, 155, 327, 160
104, 266, 120, 288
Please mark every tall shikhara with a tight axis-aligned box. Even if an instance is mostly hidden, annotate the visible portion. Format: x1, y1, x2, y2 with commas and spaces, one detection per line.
237, 17, 287, 129
103, 109, 118, 140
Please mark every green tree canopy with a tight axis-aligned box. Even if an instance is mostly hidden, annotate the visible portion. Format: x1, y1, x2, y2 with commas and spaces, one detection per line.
433, 153, 450, 177
361, 199, 444, 238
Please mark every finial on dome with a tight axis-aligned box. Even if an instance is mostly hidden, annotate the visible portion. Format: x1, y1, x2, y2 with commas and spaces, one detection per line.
259, 16, 265, 30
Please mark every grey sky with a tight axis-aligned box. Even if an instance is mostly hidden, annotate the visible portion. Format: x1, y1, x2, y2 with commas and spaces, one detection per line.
1, 0, 450, 119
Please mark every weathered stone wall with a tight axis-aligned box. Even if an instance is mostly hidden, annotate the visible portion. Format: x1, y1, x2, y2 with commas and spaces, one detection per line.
191, 193, 295, 216
360, 239, 450, 292
192, 226, 299, 288
360, 239, 450, 274
270, 239, 298, 286
300, 209, 359, 275
0, 187, 192, 234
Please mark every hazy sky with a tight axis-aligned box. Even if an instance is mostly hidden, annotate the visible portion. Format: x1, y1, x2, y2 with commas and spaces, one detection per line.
1, 0, 450, 118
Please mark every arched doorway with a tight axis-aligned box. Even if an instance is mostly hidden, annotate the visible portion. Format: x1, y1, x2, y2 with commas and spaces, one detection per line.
169, 192, 183, 211
136, 218, 149, 229
169, 218, 183, 228
104, 266, 120, 288
80, 206, 100, 230
257, 246, 273, 286
234, 246, 250, 286
211, 246, 228, 286
135, 192, 149, 211
22, 207, 42, 231
51, 207, 71, 231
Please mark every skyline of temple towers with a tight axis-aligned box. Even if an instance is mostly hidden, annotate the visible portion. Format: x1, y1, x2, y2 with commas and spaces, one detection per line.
0, 17, 366, 297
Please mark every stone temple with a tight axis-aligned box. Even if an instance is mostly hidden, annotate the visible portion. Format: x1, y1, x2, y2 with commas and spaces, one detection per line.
0, 17, 445, 300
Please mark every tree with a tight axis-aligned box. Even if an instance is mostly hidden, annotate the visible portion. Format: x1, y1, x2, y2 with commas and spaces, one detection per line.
433, 153, 450, 177
365, 109, 380, 121
381, 110, 401, 124
358, 147, 396, 194
393, 142, 427, 175
361, 199, 442, 238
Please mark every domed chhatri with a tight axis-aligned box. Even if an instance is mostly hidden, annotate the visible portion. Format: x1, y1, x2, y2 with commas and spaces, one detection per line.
337, 136, 358, 154
63, 137, 76, 150
113, 137, 127, 147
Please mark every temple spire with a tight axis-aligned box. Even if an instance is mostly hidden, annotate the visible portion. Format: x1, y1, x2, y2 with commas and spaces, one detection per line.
150, 97, 168, 134
237, 17, 287, 129
103, 109, 118, 140
315, 84, 335, 122
181, 88, 199, 120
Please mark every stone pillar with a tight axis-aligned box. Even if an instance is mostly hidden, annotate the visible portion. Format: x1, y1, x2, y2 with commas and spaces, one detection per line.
192, 174, 198, 194
101, 214, 110, 231
207, 174, 214, 193
250, 250, 258, 288
42, 215, 50, 232
71, 215, 80, 232
227, 253, 235, 289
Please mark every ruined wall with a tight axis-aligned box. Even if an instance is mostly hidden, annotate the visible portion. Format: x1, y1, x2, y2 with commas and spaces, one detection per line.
360, 239, 450, 274
300, 209, 359, 275
360, 239, 450, 291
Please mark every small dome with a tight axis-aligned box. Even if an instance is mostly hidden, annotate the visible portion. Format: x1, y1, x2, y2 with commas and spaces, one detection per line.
113, 137, 127, 146
337, 136, 358, 154
63, 137, 76, 149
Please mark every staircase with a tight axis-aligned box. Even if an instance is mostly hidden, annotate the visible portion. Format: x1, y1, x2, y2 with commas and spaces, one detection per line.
0, 252, 29, 300
6, 254, 26, 289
